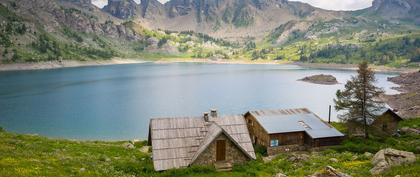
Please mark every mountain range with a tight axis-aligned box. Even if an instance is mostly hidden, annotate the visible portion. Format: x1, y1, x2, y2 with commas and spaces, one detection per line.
0, 0, 419, 66
103, 0, 419, 40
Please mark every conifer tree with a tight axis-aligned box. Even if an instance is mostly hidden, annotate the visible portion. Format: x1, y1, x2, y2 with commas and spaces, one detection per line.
334, 62, 384, 138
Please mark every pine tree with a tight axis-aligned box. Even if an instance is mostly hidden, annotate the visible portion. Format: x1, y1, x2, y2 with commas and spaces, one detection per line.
334, 62, 384, 138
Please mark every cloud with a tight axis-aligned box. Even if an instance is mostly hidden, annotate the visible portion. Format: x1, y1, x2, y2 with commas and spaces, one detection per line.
92, 0, 142, 8
289, 0, 373, 11
92, 0, 373, 11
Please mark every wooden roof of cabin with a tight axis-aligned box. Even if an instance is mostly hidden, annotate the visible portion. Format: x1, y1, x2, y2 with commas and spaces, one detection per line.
149, 115, 255, 171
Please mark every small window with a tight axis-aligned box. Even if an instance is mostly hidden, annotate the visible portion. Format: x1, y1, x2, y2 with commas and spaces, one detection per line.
270, 139, 279, 147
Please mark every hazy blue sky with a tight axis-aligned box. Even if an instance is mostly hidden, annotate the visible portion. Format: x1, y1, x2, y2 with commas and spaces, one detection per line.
92, 0, 373, 11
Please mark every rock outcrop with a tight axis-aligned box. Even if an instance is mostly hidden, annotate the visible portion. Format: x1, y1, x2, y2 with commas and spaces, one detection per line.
370, 0, 419, 19
103, 0, 138, 19
287, 153, 310, 163
306, 166, 352, 177
400, 127, 420, 135
370, 148, 416, 175
385, 71, 420, 118
276, 173, 287, 177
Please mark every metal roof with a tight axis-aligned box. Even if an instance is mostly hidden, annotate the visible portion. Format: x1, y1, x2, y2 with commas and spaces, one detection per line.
149, 115, 255, 171
249, 108, 344, 139
351, 107, 403, 125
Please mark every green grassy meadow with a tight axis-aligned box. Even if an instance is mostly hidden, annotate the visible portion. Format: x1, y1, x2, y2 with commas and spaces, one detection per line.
0, 118, 419, 177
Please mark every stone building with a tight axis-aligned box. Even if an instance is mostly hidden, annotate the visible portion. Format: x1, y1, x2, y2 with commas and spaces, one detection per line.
148, 110, 256, 171
348, 108, 403, 137
244, 108, 345, 155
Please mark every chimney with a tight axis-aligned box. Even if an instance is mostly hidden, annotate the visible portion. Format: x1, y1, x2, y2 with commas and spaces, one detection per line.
203, 112, 209, 122
210, 109, 218, 118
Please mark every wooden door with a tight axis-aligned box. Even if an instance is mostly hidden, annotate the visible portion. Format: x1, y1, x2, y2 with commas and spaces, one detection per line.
216, 140, 226, 161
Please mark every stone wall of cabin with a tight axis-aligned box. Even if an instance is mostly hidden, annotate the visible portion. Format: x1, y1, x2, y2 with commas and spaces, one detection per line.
244, 113, 270, 147
348, 112, 401, 137
192, 134, 249, 166
371, 112, 400, 135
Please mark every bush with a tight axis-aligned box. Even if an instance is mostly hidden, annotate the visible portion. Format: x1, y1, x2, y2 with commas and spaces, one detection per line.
157, 38, 168, 48
254, 144, 267, 156
133, 141, 147, 148
0, 126, 4, 132
63, 27, 83, 43
32, 34, 61, 56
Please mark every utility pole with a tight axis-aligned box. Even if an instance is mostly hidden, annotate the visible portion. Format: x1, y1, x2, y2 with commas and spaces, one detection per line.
328, 105, 331, 123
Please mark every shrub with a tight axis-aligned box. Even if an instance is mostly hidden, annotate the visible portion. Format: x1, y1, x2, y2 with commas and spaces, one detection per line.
254, 144, 267, 156
63, 27, 83, 43
158, 38, 168, 48
133, 141, 147, 148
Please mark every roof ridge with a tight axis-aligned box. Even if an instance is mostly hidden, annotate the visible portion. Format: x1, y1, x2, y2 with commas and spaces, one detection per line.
189, 123, 223, 165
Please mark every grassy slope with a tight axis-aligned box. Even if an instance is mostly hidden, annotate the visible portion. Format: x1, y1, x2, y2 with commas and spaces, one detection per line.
1, 118, 419, 177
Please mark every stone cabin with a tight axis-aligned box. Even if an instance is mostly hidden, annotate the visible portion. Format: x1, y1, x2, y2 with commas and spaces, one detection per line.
244, 108, 345, 155
148, 110, 256, 171
348, 108, 403, 137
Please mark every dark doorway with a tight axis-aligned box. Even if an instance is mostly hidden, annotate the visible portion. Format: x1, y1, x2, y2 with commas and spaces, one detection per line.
216, 140, 226, 161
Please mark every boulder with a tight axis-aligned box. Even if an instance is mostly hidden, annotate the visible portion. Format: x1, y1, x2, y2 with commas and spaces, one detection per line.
363, 152, 373, 159
263, 155, 278, 163
288, 153, 310, 163
329, 158, 339, 163
276, 173, 287, 177
400, 127, 420, 135
140, 146, 150, 153
123, 142, 135, 149
370, 148, 416, 175
306, 166, 352, 177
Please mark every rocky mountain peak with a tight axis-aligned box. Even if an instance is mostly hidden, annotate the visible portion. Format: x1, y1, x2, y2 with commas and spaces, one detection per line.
370, 0, 419, 22
140, 0, 165, 18
372, 0, 412, 11
103, 0, 138, 19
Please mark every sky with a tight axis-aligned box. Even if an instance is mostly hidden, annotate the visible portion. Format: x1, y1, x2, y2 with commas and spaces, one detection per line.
92, 0, 373, 11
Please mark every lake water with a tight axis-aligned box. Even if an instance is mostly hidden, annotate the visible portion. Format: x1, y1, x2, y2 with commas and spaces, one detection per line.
0, 63, 399, 140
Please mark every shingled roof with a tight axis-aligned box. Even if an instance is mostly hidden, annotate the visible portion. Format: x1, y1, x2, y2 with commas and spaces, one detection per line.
148, 115, 256, 171
247, 108, 344, 139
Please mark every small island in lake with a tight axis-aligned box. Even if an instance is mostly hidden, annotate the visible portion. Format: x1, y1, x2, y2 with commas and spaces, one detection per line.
298, 74, 339, 85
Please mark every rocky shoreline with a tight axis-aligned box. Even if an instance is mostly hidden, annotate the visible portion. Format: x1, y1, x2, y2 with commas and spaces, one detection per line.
295, 62, 419, 73
1, 59, 418, 72
0, 59, 149, 72
384, 71, 420, 119
0, 59, 291, 72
